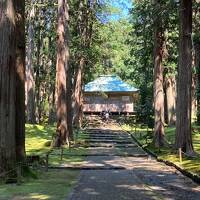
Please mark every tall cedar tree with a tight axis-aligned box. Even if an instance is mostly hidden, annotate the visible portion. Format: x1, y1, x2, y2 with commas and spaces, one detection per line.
153, 0, 165, 147
26, 0, 36, 124
67, 67, 74, 141
194, 2, 200, 124
164, 75, 176, 126
73, 0, 94, 128
15, 0, 26, 162
175, 0, 194, 154
0, 0, 17, 175
196, 42, 200, 124
0, 0, 25, 175
54, 0, 71, 147
73, 0, 85, 128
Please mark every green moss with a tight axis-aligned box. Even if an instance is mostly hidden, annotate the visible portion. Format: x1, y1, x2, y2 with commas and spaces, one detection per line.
25, 124, 88, 156
22, 166, 38, 179
0, 170, 79, 200
0, 125, 88, 200
25, 124, 55, 155
122, 123, 200, 176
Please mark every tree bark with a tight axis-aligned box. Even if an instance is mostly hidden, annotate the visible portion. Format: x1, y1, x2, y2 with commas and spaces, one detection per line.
0, 0, 17, 175
67, 68, 73, 140
73, 0, 85, 128
175, 0, 194, 154
153, 0, 165, 148
195, 42, 200, 124
164, 76, 176, 126
48, 84, 56, 124
192, 69, 197, 119
73, 57, 84, 128
53, 0, 70, 147
15, 0, 26, 162
35, 27, 41, 123
48, 37, 56, 124
26, 1, 36, 124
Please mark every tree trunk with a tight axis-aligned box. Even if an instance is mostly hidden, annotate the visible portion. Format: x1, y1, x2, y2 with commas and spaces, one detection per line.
153, 0, 165, 148
192, 69, 197, 119
175, 0, 194, 154
0, 0, 17, 175
48, 85, 56, 124
73, 0, 85, 128
195, 42, 200, 124
47, 37, 56, 124
164, 76, 176, 126
73, 57, 84, 128
15, 0, 26, 162
72, 0, 95, 128
53, 0, 70, 147
35, 27, 41, 123
67, 69, 73, 140
26, 1, 36, 124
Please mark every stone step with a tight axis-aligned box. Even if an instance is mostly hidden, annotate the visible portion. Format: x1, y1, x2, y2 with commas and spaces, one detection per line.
49, 166, 126, 170
85, 139, 133, 144
85, 143, 138, 148
86, 146, 146, 155
86, 129, 122, 133
84, 134, 130, 138
86, 146, 140, 150
82, 131, 128, 135
81, 135, 132, 140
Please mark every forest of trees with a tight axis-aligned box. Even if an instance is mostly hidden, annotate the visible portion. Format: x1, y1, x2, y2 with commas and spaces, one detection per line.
0, 0, 200, 177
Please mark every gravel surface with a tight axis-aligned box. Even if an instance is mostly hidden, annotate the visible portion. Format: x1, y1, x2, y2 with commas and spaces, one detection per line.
67, 126, 200, 200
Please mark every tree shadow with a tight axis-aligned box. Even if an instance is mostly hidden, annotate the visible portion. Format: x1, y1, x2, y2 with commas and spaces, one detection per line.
68, 166, 200, 200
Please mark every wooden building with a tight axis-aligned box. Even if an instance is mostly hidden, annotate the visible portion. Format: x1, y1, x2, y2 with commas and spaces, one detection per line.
83, 75, 139, 114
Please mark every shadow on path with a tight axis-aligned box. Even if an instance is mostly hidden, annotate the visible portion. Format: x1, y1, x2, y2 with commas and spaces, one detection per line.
67, 127, 200, 200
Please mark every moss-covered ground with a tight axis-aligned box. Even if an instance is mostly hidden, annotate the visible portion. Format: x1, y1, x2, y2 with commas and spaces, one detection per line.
0, 124, 88, 200
0, 170, 78, 200
25, 124, 88, 165
122, 124, 200, 176
25, 124, 54, 155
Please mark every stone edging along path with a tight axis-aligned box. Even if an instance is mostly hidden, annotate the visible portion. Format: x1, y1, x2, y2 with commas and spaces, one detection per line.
123, 127, 200, 185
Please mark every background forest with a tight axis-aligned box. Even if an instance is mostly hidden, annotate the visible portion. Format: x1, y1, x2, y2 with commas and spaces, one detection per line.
25, 0, 200, 147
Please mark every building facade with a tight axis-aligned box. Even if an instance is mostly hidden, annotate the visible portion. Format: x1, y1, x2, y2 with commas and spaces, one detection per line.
83, 75, 139, 114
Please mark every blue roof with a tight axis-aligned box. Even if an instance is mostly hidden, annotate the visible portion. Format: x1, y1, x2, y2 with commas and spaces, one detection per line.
84, 75, 139, 92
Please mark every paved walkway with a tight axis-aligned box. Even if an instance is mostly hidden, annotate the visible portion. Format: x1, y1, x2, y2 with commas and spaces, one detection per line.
67, 127, 200, 200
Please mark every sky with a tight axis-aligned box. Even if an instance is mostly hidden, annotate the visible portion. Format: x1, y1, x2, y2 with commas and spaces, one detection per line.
98, 0, 133, 23
110, 0, 133, 20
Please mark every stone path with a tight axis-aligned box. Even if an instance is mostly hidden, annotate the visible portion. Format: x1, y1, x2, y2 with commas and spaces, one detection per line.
67, 127, 200, 200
